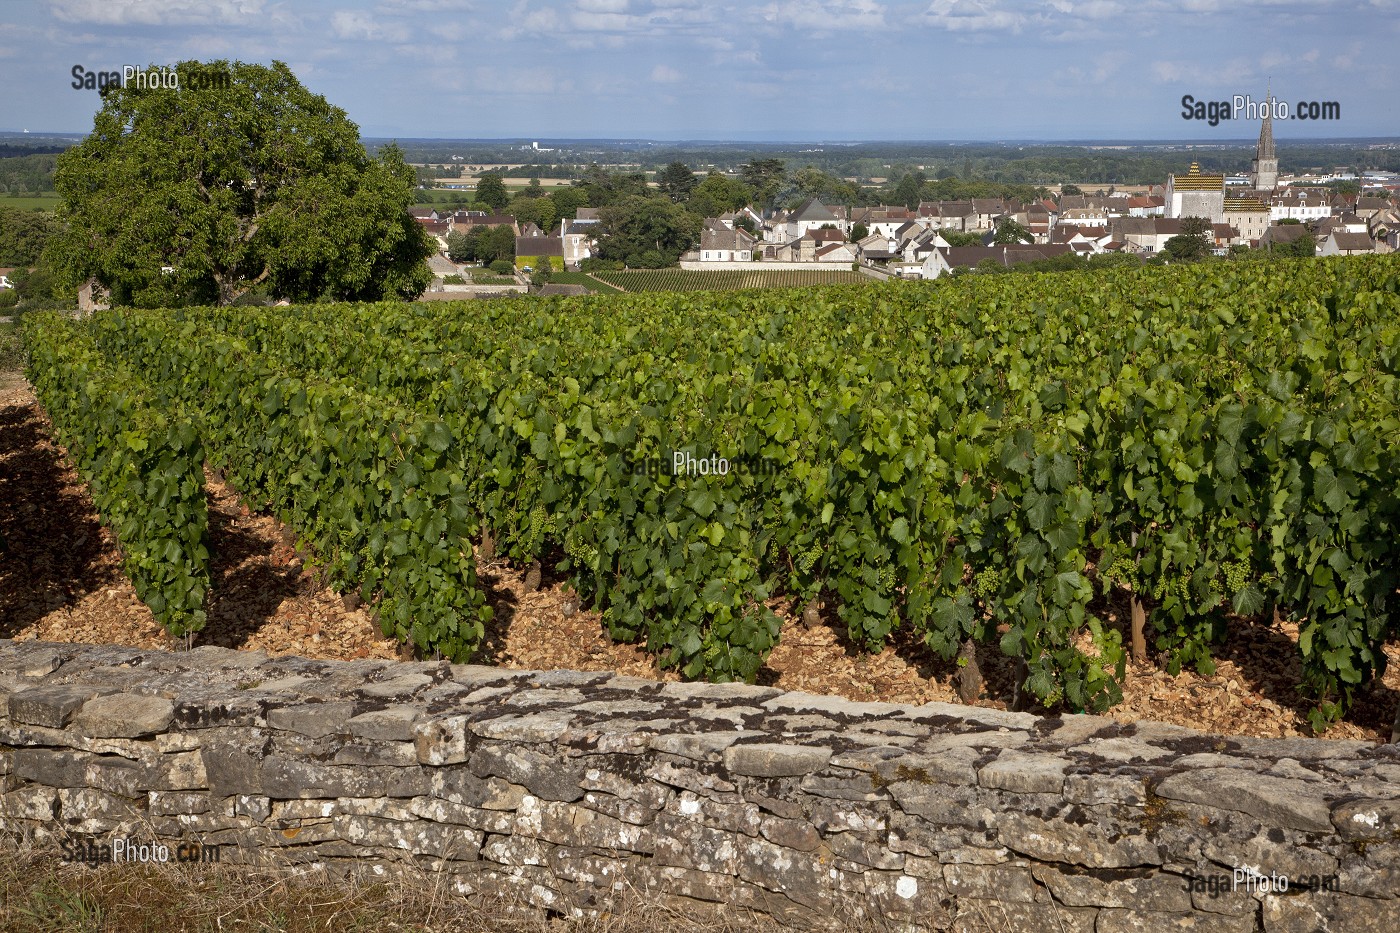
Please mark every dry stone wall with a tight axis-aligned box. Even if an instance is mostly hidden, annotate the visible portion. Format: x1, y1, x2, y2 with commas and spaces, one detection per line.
1, 639, 1397, 931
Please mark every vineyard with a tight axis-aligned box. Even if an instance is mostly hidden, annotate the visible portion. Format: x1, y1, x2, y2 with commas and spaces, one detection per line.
591, 267, 871, 292
21, 256, 1400, 727
547, 271, 625, 293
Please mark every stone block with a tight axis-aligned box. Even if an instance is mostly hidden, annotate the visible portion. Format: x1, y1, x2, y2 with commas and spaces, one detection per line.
148, 791, 211, 816
978, 751, 1070, 794
953, 899, 1097, 933
723, 743, 832, 777
523, 798, 655, 851
645, 760, 736, 795
85, 756, 146, 798
1155, 768, 1333, 833
260, 756, 384, 799
73, 694, 174, 738
736, 833, 843, 910
1097, 908, 1256, 932
202, 736, 268, 796
468, 710, 575, 742
827, 831, 904, 870
1032, 865, 1191, 911
266, 701, 356, 738
580, 789, 663, 826
997, 812, 1163, 869
333, 741, 418, 767
650, 731, 744, 760
1331, 798, 1400, 842
235, 794, 271, 822
12, 748, 91, 787
468, 745, 583, 802
758, 815, 821, 851
2, 786, 59, 820
150, 750, 207, 790
413, 715, 471, 766
359, 674, 433, 699
347, 706, 420, 741
652, 811, 743, 874
430, 767, 528, 810
944, 863, 1037, 903
874, 746, 979, 786
8, 685, 107, 728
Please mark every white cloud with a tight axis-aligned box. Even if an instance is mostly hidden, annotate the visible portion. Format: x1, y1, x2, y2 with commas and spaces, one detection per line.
650, 63, 682, 82
1152, 60, 1189, 82
764, 0, 886, 31
49, 0, 265, 25
923, 0, 1024, 31
331, 11, 411, 42
378, 0, 475, 11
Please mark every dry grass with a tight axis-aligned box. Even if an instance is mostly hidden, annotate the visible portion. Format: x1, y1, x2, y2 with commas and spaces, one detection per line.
0, 832, 959, 933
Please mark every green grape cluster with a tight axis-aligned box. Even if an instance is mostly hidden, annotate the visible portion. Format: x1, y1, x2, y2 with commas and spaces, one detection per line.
566, 538, 598, 569
1103, 556, 1137, 587
796, 542, 823, 575
1222, 560, 1250, 595
877, 563, 896, 592
972, 567, 1002, 599
1157, 574, 1191, 603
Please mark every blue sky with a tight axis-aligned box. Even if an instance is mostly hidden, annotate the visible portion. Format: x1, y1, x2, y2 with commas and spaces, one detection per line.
1, 0, 1397, 140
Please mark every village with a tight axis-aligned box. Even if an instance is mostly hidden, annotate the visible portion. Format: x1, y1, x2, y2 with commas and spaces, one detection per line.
402, 109, 1399, 296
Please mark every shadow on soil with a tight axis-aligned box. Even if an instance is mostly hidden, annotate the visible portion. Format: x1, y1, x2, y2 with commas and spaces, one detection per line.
0, 400, 113, 636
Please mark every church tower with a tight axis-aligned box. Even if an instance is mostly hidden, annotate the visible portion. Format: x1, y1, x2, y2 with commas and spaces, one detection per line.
1251, 88, 1279, 192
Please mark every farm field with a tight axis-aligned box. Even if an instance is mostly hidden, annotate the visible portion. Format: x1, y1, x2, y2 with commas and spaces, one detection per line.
0, 194, 60, 211
18, 256, 1400, 732
591, 267, 871, 291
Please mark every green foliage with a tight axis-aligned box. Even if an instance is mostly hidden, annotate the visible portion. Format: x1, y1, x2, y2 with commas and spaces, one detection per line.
474, 173, 509, 212
939, 229, 983, 247
656, 162, 698, 202
993, 218, 1033, 245
686, 172, 752, 220
22, 313, 211, 636
0, 207, 59, 266
488, 259, 515, 276
445, 231, 472, 264
51, 60, 432, 306
596, 196, 702, 267
81, 308, 493, 661
31, 255, 1400, 719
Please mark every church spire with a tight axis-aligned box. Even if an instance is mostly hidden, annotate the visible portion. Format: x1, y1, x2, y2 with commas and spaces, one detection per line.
1250, 83, 1279, 192
1256, 84, 1275, 160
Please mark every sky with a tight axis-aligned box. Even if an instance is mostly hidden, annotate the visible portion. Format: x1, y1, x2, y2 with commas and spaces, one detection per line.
1, 0, 1397, 141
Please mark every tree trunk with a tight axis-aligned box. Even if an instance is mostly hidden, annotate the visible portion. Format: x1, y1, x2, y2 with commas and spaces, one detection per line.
956, 637, 982, 704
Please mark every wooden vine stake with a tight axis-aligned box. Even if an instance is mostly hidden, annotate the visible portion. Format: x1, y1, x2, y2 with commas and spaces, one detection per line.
1130, 530, 1147, 664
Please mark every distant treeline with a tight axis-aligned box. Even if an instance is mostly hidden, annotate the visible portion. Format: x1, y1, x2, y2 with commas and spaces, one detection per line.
0, 153, 60, 195
385, 140, 1400, 187
0, 144, 66, 159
